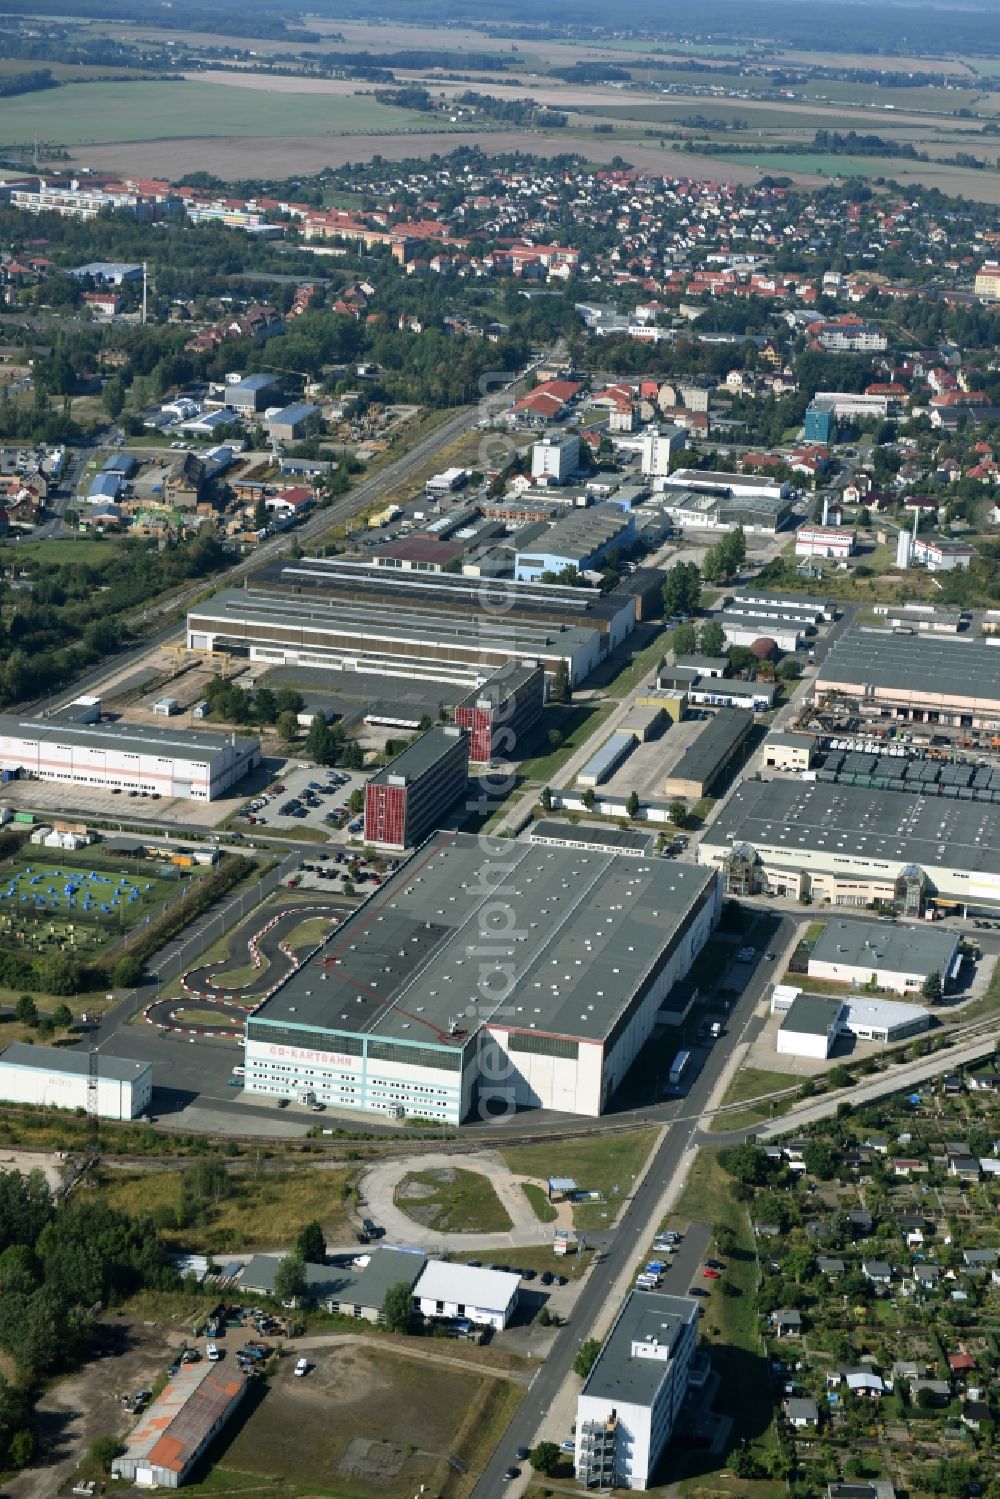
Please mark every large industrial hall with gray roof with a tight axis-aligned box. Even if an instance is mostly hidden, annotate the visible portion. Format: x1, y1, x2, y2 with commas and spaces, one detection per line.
698, 777, 1000, 913
244, 830, 720, 1121
816, 622, 1000, 727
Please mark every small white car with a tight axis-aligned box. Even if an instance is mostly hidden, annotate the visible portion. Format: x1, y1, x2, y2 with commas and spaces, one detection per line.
294, 1358, 309, 1377
206, 1343, 220, 1362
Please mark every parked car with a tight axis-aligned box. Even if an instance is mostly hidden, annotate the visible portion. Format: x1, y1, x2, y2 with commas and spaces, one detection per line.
294, 1358, 309, 1377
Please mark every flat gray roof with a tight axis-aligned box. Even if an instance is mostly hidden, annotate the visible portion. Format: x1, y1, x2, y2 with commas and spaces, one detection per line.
781, 993, 843, 1036
369, 726, 465, 787
817, 623, 1000, 705
702, 777, 1000, 877
0, 713, 257, 765
766, 731, 816, 749
583, 1289, 698, 1406
189, 588, 597, 659
811, 917, 959, 975
720, 612, 805, 638
0, 1042, 150, 1083
241, 1247, 426, 1306
455, 661, 541, 712
667, 709, 753, 784
252, 831, 717, 1047
515, 503, 631, 564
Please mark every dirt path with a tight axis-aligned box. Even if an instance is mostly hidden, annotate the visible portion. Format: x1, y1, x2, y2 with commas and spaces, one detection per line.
288, 1331, 533, 1383
361, 1149, 572, 1250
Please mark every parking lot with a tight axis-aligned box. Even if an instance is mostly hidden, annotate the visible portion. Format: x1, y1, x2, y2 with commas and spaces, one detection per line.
235, 763, 370, 844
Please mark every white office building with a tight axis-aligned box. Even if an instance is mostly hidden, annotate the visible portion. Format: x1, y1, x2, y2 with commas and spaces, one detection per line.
412, 1260, 520, 1331
576, 1290, 699, 1490
531, 432, 580, 484
808, 918, 960, 994
640, 424, 686, 478
0, 1043, 152, 1120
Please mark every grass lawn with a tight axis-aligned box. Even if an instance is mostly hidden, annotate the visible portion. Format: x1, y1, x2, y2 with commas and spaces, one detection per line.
0, 537, 128, 565
605, 630, 668, 699
0, 79, 463, 146
502, 1129, 657, 1232
521, 1182, 558, 1224
394, 1167, 513, 1234
673, 1150, 774, 1455
516, 701, 617, 784
190, 1343, 523, 1499
285, 915, 337, 950
92, 1162, 356, 1252
716, 1067, 800, 1110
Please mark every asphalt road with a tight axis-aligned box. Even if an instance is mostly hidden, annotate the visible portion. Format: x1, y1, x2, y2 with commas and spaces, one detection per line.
468, 921, 789, 1498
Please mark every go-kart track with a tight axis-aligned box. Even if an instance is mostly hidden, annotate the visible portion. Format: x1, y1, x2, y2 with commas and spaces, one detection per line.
144, 902, 347, 1039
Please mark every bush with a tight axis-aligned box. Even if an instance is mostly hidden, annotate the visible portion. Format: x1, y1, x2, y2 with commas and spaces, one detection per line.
89, 1436, 121, 1472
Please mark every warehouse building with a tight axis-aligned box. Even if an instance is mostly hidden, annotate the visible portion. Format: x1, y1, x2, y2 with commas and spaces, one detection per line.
719, 612, 804, 653
771, 985, 930, 1057
364, 725, 469, 851
876, 605, 963, 635
699, 778, 1000, 911
187, 587, 604, 688
727, 589, 835, 622
795, 525, 857, 560
0, 709, 259, 801
243, 832, 721, 1122
815, 624, 1000, 728
515, 504, 636, 582
206, 373, 282, 414
0, 1043, 152, 1120
246, 555, 637, 658
112, 1360, 248, 1488
576, 1290, 700, 1491
413, 1260, 520, 1331
662, 709, 753, 799
264, 402, 320, 441
775, 992, 844, 1060
453, 661, 545, 763
808, 918, 960, 994
578, 731, 638, 788
762, 732, 816, 772
240, 1247, 426, 1322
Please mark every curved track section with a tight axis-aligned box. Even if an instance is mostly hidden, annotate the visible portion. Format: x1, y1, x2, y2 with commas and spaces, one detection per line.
144, 902, 345, 1039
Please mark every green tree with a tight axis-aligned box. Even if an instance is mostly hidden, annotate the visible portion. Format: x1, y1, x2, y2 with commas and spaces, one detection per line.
88, 1436, 121, 1472
112, 955, 142, 989
273, 1251, 307, 1304
671, 622, 697, 657
14, 995, 37, 1027
342, 740, 365, 770
573, 1338, 601, 1379
626, 790, 640, 820
718, 1142, 769, 1186
348, 788, 365, 814
669, 800, 688, 829
52, 1004, 73, 1031
254, 687, 278, 724
531, 1441, 562, 1477
698, 619, 727, 657
581, 787, 596, 810
538, 786, 552, 812
296, 1221, 326, 1265
550, 658, 571, 704
382, 1281, 414, 1334
922, 969, 943, 1003
803, 1141, 836, 1179
40, 953, 80, 996
777, 657, 802, 680
101, 377, 126, 420
276, 709, 299, 742
662, 561, 701, 616
275, 688, 304, 716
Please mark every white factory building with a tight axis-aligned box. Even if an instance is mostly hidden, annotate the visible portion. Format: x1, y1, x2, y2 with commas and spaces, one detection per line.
531, 431, 580, 484
412, 1260, 520, 1331
576, 1290, 700, 1490
771, 985, 931, 1059
244, 833, 721, 1123
0, 705, 260, 801
0, 1043, 152, 1119
807, 918, 961, 995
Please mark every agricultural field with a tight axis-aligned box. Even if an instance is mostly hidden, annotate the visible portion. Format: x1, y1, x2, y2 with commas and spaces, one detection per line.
0, 78, 467, 149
